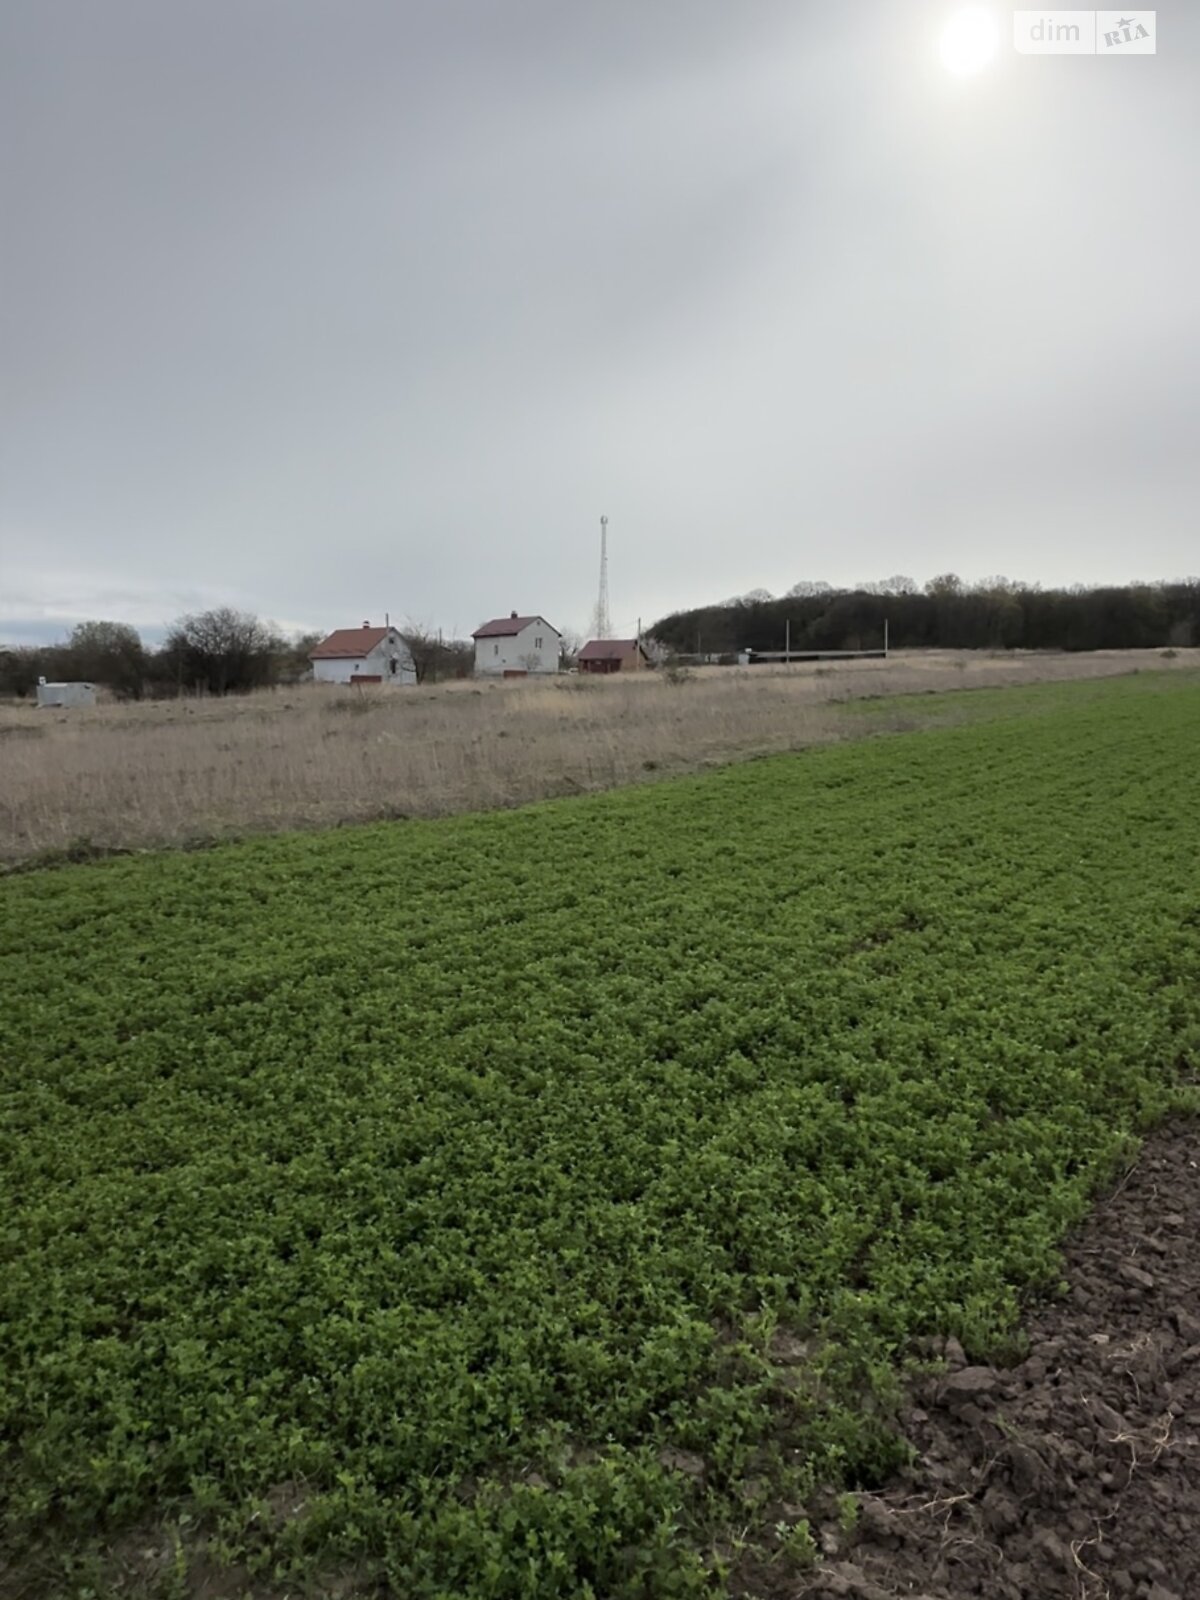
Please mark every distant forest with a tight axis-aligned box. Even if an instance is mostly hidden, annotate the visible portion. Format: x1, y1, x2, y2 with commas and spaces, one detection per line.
649, 576, 1200, 658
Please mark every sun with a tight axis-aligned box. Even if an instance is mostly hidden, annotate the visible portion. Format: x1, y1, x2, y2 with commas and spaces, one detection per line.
939, 5, 1000, 76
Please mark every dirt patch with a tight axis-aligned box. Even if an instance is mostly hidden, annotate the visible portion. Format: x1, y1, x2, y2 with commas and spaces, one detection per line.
797, 1117, 1200, 1600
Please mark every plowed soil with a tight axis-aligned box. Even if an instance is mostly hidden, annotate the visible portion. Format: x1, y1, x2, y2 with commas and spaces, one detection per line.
798, 1117, 1200, 1600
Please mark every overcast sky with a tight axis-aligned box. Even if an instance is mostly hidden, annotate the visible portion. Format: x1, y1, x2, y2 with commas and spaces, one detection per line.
2, 2, 1197, 645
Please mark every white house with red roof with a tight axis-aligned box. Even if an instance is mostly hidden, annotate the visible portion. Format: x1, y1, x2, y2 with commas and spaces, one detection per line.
471, 612, 562, 676
309, 622, 417, 686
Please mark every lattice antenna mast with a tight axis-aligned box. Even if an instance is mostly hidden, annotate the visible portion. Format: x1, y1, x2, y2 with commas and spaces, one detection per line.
593, 514, 611, 640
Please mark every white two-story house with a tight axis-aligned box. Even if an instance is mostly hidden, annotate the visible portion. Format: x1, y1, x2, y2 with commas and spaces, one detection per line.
471, 613, 562, 676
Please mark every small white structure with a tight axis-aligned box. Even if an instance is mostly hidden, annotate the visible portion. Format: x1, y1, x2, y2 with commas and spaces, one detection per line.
472, 612, 562, 676
36, 678, 96, 709
309, 622, 417, 685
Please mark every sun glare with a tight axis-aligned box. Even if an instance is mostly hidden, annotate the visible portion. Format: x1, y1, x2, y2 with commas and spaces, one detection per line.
939, 6, 1000, 76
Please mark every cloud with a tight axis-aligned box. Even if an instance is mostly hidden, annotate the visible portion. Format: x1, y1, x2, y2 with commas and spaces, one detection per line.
3, 1, 1197, 644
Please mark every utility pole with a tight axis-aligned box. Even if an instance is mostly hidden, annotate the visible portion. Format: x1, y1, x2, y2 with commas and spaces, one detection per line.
785, 618, 790, 662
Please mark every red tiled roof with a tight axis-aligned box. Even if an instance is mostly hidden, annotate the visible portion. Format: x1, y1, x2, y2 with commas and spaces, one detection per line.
310, 626, 393, 660
472, 615, 556, 639
578, 638, 647, 662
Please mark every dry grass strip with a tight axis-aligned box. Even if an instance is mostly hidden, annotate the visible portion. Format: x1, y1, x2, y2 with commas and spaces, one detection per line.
1, 649, 1195, 863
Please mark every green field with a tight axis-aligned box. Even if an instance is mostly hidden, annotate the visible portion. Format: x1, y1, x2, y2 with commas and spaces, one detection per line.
3, 673, 1199, 1598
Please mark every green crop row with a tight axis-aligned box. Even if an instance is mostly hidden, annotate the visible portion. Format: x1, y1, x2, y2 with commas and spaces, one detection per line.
1, 672, 1198, 1597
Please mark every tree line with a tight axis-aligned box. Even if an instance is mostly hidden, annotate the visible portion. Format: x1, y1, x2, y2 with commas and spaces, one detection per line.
649, 576, 1200, 658
0, 610, 474, 700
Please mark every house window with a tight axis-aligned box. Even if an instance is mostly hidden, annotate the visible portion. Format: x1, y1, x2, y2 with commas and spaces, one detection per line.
535, 636, 543, 649
494, 644, 499, 655
389, 658, 397, 675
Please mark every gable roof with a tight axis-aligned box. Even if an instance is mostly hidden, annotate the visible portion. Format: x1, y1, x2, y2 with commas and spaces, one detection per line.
310, 626, 394, 660
472, 614, 559, 640
578, 638, 649, 662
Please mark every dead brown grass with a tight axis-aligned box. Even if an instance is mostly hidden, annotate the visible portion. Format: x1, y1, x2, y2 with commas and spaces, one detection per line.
1, 649, 1195, 863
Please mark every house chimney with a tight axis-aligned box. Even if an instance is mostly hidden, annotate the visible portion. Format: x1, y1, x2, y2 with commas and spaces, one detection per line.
510, 610, 518, 618
362, 619, 371, 628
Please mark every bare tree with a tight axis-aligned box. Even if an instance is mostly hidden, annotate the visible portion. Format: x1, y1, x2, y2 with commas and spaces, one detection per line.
0, 646, 45, 698
397, 621, 473, 683
276, 631, 322, 684
397, 622, 440, 684
924, 573, 964, 598
161, 607, 281, 695
63, 620, 148, 698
